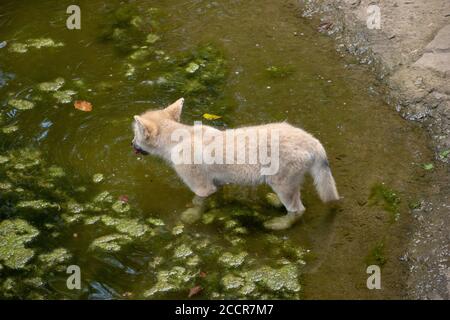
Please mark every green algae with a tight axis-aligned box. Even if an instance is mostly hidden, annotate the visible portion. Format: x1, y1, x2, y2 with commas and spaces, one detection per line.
112, 200, 131, 213
16, 200, 59, 211
265, 65, 295, 78
265, 192, 283, 208
146, 217, 165, 227
366, 241, 387, 267
48, 165, 65, 178
38, 248, 71, 268
369, 183, 401, 222
173, 244, 193, 259
37, 78, 65, 92
218, 251, 248, 268
8, 38, 64, 53
93, 191, 114, 204
8, 99, 35, 110
0, 219, 39, 269
52, 90, 76, 104
2, 124, 19, 134
100, 215, 149, 237
143, 266, 196, 298
92, 173, 104, 183
89, 234, 132, 252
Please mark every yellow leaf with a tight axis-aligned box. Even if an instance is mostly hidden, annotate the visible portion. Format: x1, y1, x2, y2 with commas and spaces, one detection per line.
202, 113, 221, 120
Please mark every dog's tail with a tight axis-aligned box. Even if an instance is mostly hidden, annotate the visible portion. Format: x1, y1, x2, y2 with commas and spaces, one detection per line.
310, 146, 339, 203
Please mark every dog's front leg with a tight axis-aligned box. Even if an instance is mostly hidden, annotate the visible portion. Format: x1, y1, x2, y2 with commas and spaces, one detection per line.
181, 195, 208, 224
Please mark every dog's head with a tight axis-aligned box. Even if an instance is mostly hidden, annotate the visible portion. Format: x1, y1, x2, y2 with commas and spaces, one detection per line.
131, 98, 184, 155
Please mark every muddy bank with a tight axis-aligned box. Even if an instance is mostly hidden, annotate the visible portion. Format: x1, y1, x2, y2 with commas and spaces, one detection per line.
298, 0, 449, 299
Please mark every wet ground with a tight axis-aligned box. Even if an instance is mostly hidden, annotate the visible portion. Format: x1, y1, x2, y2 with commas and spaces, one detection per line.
0, 0, 436, 299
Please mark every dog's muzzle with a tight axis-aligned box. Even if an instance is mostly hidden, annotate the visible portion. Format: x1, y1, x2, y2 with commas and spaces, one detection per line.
131, 142, 149, 155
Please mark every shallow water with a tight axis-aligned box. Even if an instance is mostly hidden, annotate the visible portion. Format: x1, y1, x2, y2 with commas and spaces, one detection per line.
0, 0, 432, 299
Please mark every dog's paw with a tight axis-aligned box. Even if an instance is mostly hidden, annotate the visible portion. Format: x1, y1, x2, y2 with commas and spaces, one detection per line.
264, 214, 301, 231
180, 207, 202, 224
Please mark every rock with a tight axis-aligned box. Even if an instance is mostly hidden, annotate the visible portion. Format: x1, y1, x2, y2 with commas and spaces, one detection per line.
414, 25, 450, 75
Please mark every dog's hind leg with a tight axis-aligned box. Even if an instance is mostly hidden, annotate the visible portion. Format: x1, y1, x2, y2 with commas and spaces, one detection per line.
264, 178, 305, 230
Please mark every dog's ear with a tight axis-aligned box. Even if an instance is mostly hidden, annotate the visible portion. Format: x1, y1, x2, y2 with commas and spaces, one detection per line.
164, 98, 184, 121
134, 115, 158, 138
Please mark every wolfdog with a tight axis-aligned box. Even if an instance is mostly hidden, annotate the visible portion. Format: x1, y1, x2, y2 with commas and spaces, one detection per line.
132, 98, 339, 230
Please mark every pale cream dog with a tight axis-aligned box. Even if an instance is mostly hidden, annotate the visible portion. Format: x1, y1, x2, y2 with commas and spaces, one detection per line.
132, 98, 339, 230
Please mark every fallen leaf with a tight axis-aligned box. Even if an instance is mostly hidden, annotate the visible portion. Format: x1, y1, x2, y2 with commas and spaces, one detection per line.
199, 271, 207, 278
203, 113, 221, 120
188, 285, 202, 298
422, 163, 434, 171
74, 100, 92, 112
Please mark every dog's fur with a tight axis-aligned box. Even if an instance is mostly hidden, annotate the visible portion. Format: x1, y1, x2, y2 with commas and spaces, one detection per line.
132, 98, 339, 230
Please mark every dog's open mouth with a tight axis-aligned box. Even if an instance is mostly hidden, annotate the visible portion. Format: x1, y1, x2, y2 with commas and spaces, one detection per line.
132, 144, 149, 155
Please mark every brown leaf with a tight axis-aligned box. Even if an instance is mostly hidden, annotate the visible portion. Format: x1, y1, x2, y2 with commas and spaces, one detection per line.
188, 285, 202, 298
74, 100, 93, 112
199, 271, 207, 278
